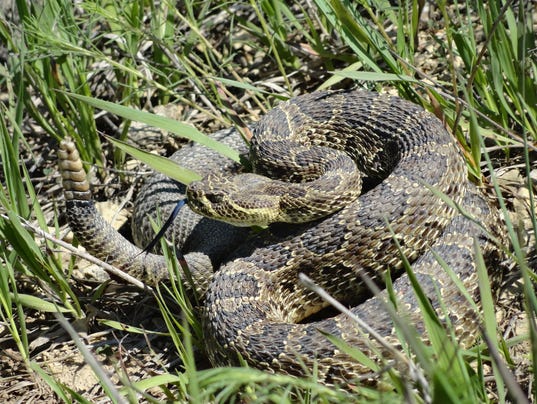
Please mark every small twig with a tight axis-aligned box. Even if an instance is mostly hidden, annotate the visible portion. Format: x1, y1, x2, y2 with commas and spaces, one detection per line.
110, 182, 135, 228
298, 274, 396, 354
298, 273, 430, 401
1, 213, 150, 291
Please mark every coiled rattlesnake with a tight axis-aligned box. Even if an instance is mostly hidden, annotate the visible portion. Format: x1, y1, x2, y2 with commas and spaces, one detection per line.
59, 89, 506, 385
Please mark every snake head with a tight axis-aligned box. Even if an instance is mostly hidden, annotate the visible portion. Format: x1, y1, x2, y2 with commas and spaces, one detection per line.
186, 173, 281, 227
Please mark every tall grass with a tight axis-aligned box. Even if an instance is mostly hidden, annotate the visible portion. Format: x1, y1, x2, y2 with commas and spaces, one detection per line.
0, 0, 535, 402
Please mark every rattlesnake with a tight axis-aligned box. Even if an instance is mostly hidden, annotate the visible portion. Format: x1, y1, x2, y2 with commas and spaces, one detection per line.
59, 89, 506, 386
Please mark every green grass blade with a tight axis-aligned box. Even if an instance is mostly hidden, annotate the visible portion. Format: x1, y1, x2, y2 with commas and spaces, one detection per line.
29, 362, 72, 403
65, 92, 241, 163
104, 135, 201, 184
11, 293, 72, 313
320, 332, 379, 371
333, 70, 420, 83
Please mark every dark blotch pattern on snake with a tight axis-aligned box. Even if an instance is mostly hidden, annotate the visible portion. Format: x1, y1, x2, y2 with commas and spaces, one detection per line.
58, 90, 507, 385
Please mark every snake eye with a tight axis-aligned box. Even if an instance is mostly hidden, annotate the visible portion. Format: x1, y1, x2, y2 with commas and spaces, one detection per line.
206, 193, 224, 204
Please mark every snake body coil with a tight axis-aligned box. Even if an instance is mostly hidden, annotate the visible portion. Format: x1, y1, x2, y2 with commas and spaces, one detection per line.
59, 90, 506, 385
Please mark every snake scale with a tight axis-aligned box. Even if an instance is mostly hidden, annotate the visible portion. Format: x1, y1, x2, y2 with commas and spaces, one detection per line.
59, 90, 506, 386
